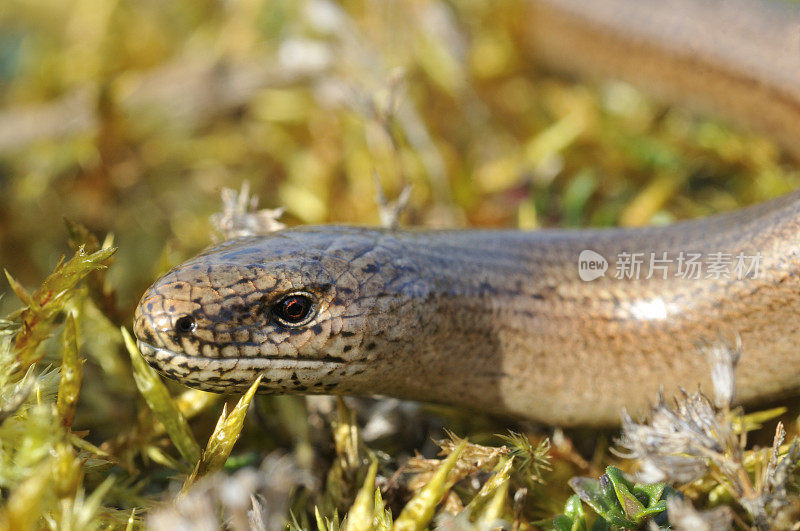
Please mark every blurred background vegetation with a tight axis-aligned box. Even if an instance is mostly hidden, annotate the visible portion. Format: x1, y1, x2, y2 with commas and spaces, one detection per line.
1, 0, 799, 528
3, 0, 797, 312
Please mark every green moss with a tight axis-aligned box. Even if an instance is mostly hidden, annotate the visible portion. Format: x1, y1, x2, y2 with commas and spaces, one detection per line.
2, 0, 800, 528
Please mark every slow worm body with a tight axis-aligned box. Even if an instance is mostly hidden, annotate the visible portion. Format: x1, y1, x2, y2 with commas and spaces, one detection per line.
135, 0, 800, 425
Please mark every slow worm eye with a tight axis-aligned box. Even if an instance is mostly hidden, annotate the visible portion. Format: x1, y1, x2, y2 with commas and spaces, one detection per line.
175, 315, 196, 334
273, 293, 315, 326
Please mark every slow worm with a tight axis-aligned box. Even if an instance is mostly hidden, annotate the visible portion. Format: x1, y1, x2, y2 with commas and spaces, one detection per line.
134, 0, 800, 425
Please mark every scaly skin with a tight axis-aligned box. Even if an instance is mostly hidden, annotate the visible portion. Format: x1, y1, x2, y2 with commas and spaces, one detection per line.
135, 0, 800, 425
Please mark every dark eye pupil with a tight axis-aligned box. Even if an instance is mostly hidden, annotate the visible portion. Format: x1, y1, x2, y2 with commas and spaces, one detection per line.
175, 315, 195, 333
277, 295, 312, 323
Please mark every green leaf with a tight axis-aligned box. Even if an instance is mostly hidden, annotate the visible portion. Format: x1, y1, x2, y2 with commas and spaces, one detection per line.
553, 494, 586, 531
569, 466, 669, 528
12, 246, 116, 370
314, 507, 341, 531
467, 456, 514, 520
568, 475, 634, 528
56, 314, 83, 428
182, 374, 262, 491
478, 468, 510, 524
373, 487, 393, 530
121, 326, 201, 464
394, 438, 467, 531
344, 458, 378, 531
605, 466, 646, 519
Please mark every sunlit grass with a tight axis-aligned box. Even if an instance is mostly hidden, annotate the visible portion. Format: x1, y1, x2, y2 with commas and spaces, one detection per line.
2, 0, 800, 528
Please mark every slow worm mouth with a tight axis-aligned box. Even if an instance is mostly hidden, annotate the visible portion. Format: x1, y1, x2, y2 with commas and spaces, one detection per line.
135, 340, 348, 369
